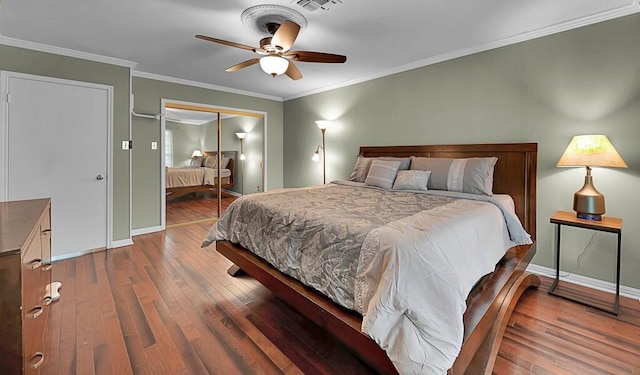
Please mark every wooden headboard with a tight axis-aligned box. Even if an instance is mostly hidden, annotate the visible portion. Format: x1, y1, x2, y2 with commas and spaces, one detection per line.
359, 143, 537, 240
202, 150, 237, 160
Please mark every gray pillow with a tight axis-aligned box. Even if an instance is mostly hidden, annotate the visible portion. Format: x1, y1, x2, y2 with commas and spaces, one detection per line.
392, 170, 431, 191
203, 156, 217, 169
221, 157, 230, 169
348, 155, 411, 182
410, 156, 497, 195
365, 160, 402, 189
190, 156, 204, 168
348, 155, 372, 182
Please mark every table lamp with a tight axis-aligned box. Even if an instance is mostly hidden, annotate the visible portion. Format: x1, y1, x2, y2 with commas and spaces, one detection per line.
557, 135, 627, 220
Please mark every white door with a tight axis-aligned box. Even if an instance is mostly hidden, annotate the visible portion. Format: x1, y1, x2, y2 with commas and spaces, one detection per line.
1, 72, 112, 258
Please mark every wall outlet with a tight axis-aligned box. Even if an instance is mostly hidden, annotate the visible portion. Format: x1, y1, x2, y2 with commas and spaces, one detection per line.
151, 141, 157, 150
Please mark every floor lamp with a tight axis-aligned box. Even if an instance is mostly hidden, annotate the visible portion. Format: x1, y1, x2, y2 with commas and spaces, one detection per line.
236, 132, 247, 195
314, 120, 332, 184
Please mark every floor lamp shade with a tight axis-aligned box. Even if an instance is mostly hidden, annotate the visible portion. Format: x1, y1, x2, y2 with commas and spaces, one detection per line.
557, 135, 627, 220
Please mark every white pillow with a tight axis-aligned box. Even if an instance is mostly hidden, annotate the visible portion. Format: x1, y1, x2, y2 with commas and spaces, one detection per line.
392, 170, 431, 191
365, 160, 401, 189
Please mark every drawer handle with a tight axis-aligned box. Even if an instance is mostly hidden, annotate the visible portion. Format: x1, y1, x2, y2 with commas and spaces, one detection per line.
30, 352, 45, 369
44, 296, 53, 306
29, 259, 43, 270
28, 305, 43, 319
42, 264, 52, 271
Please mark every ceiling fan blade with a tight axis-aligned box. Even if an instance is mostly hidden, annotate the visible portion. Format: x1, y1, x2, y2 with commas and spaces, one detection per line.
195, 35, 255, 51
285, 61, 303, 80
226, 58, 260, 72
271, 20, 300, 52
284, 51, 347, 63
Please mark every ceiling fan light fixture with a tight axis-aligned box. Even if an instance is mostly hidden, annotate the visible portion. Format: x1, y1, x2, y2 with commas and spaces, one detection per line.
260, 55, 289, 77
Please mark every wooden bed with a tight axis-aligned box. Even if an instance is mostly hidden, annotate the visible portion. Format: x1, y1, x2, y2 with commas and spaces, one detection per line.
216, 143, 539, 374
166, 150, 236, 200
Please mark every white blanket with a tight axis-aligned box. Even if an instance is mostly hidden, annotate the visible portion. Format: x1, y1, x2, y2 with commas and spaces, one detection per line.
355, 197, 523, 374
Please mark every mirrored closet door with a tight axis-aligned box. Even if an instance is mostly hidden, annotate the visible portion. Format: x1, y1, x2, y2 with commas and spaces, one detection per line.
162, 101, 265, 228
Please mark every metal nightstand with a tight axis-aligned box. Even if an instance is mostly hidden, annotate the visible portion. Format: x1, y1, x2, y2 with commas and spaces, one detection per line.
548, 210, 622, 315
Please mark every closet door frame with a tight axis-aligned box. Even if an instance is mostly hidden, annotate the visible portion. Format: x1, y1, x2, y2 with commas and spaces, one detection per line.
160, 99, 267, 229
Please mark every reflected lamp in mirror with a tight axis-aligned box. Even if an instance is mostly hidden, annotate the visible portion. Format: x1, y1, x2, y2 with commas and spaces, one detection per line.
557, 134, 627, 220
191, 149, 203, 158
236, 132, 247, 160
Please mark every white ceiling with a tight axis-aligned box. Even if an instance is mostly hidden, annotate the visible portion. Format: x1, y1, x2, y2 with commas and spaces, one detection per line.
164, 108, 237, 125
0, 0, 638, 100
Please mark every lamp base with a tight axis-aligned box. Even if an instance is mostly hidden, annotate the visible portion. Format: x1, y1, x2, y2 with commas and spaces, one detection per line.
573, 170, 605, 221
576, 212, 602, 221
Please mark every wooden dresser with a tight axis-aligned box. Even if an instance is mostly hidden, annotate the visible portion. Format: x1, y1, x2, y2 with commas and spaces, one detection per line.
0, 198, 52, 374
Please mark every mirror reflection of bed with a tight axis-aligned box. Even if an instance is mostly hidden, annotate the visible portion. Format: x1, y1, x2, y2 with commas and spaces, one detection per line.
165, 150, 238, 226
163, 105, 264, 227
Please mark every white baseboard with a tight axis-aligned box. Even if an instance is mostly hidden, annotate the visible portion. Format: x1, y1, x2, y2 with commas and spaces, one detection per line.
50, 237, 133, 262
51, 247, 107, 262
527, 264, 640, 302
132, 225, 163, 236
223, 189, 242, 197
110, 238, 134, 248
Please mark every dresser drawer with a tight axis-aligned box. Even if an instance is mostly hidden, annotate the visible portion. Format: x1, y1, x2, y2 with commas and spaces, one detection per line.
22, 238, 44, 317
1, 198, 51, 374
23, 303, 47, 375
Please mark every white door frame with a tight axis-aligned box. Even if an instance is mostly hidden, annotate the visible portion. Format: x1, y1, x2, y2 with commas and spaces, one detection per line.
0, 70, 114, 249
160, 98, 268, 230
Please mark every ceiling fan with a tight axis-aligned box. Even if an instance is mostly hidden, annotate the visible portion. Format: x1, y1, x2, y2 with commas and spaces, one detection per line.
196, 20, 347, 80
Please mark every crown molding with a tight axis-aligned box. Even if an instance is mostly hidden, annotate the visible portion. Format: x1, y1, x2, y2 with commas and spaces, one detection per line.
2, 2, 638, 102
132, 71, 283, 102
284, 2, 640, 100
0, 34, 137, 68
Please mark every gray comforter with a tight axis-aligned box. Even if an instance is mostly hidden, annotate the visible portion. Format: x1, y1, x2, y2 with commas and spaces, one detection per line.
203, 182, 456, 309
202, 181, 532, 374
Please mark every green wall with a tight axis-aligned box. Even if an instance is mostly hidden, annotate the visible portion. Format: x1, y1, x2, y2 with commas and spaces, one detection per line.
202, 115, 265, 195
166, 120, 204, 167
0, 44, 131, 242
131, 77, 282, 230
283, 14, 640, 288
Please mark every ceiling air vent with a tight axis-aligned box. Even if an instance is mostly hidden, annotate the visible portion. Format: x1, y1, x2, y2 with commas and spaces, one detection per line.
293, 0, 342, 12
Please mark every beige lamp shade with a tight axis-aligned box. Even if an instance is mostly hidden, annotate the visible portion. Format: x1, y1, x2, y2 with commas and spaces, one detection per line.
557, 135, 627, 168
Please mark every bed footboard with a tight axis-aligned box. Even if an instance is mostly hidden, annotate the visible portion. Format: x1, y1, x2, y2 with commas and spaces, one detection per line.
217, 240, 539, 375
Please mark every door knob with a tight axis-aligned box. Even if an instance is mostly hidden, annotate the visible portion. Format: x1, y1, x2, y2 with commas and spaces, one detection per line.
96, 174, 105, 180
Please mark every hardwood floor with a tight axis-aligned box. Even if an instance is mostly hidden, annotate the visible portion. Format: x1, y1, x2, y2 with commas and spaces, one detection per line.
42, 221, 640, 374
166, 194, 236, 227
